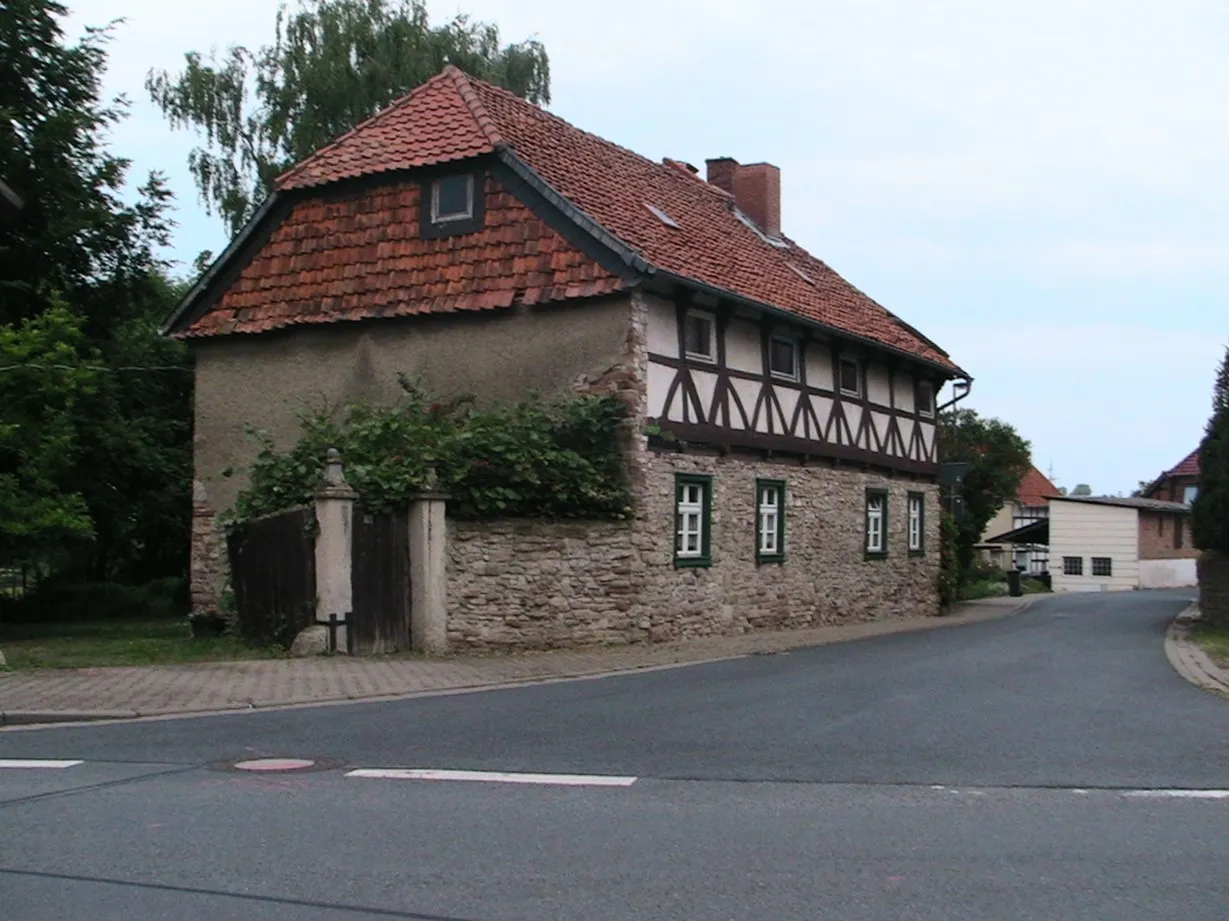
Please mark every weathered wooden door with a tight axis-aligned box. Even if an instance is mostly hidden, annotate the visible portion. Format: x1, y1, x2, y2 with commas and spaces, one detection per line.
226, 507, 316, 646
350, 508, 412, 654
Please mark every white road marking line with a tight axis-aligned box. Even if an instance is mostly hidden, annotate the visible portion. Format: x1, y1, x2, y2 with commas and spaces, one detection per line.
0, 759, 84, 769
345, 768, 638, 787
1123, 789, 1229, 800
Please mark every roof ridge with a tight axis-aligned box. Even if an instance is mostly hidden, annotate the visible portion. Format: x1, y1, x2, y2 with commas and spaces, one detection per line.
467, 77, 733, 207
446, 65, 505, 148
275, 68, 486, 189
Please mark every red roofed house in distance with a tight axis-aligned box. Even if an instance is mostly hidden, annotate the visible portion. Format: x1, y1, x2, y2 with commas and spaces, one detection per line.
1142, 448, 1201, 507
164, 66, 972, 650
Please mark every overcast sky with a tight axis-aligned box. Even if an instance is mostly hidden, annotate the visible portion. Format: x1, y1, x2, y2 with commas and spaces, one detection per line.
68, 0, 1227, 496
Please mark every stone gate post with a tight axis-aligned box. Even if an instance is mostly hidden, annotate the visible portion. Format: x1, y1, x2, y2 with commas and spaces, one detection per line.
315, 448, 357, 653
408, 470, 449, 653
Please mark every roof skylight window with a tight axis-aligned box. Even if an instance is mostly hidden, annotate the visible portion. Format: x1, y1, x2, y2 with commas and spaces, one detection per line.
644, 203, 680, 228
786, 263, 816, 285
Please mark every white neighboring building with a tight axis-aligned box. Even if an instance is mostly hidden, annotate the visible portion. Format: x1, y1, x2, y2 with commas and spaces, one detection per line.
1049, 496, 1198, 592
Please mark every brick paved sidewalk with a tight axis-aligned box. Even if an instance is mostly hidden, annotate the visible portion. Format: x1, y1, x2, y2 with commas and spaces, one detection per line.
0, 598, 1030, 726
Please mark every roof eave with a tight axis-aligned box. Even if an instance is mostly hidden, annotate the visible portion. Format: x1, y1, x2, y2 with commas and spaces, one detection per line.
648, 267, 969, 381
160, 192, 285, 337
495, 148, 650, 275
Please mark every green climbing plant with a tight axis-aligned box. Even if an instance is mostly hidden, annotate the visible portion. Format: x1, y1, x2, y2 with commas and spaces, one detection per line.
226, 382, 631, 526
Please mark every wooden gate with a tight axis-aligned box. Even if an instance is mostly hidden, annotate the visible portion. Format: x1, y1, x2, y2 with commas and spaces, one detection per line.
226, 507, 316, 646
350, 508, 411, 654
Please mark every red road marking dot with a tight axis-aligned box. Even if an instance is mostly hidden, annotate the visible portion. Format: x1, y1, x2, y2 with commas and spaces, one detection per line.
233, 758, 316, 772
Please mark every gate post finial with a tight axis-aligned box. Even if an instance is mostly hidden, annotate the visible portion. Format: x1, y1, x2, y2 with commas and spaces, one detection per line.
323, 447, 347, 488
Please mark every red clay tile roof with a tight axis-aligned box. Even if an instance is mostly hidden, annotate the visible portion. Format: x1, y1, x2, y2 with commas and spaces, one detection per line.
468, 76, 957, 371
277, 68, 500, 190
183, 176, 626, 337
185, 66, 960, 372
1166, 448, 1201, 478
1016, 466, 1059, 506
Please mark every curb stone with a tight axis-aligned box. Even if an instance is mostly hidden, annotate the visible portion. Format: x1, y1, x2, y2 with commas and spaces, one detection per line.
1, 709, 139, 726
1165, 602, 1229, 699
0, 598, 1035, 729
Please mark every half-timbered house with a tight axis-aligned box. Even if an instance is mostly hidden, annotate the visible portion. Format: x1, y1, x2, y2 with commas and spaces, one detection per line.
167, 66, 971, 648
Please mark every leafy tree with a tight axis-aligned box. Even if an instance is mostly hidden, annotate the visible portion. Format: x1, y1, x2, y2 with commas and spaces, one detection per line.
147, 0, 551, 234
1070, 484, 1092, 497
0, 306, 98, 567
938, 408, 1032, 580
1192, 344, 1229, 556
0, 1, 193, 591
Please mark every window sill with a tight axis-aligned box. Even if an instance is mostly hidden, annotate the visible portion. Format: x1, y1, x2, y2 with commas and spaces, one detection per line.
684, 352, 716, 364
864, 550, 889, 561
909, 549, 926, 558
840, 388, 861, 399
675, 556, 712, 569
770, 372, 799, 383
756, 553, 786, 565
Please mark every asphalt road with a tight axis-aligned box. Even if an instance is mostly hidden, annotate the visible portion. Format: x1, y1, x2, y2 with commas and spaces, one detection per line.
2, 588, 1227, 920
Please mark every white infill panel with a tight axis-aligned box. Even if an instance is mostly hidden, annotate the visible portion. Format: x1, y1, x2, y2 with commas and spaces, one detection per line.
871, 411, 891, 452
775, 386, 800, 436
867, 363, 892, 407
692, 370, 718, 424
806, 344, 833, 392
811, 396, 834, 441
644, 296, 678, 357
724, 319, 761, 373
731, 378, 761, 429
646, 362, 674, 418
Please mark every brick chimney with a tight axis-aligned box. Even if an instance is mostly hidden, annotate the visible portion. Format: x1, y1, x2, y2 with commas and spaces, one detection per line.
705, 158, 781, 238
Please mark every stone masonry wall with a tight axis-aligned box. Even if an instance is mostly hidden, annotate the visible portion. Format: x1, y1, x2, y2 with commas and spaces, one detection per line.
190, 479, 228, 615
1198, 551, 1229, 627
446, 450, 941, 650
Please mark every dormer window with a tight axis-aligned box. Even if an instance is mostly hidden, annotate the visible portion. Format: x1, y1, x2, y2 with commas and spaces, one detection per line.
420, 172, 484, 238
839, 357, 860, 397
916, 379, 935, 417
769, 336, 798, 381
432, 175, 473, 222
683, 310, 715, 362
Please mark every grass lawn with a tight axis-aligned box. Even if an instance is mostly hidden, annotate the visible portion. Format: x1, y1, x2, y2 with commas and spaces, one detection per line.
0, 619, 282, 670
1191, 621, 1229, 670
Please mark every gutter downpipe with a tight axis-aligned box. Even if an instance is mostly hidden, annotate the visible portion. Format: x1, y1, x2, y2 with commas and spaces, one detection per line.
937, 377, 972, 413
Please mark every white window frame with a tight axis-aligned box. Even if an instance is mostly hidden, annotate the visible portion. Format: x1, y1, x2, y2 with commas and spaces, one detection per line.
908, 493, 924, 553
683, 310, 716, 363
431, 174, 475, 223
756, 480, 785, 561
916, 379, 935, 417
674, 475, 711, 566
866, 491, 886, 555
768, 335, 799, 382
839, 357, 861, 397
1183, 485, 1198, 505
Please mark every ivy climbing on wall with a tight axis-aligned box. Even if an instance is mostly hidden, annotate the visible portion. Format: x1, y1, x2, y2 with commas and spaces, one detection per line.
225, 381, 632, 526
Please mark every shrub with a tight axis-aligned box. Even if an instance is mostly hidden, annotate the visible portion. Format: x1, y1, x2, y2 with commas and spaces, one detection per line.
959, 579, 1010, 601
0, 577, 189, 623
227, 383, 633, 527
